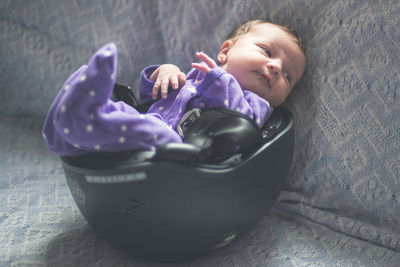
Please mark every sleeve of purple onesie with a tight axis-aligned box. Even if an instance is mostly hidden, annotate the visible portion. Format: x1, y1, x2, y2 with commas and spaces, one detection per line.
42, 44, 182, 156
192, 67, 273, 127
138, 65, 158, 105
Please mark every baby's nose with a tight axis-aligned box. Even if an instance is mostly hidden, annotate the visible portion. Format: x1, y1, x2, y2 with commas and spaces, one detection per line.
267, 60, 282, 76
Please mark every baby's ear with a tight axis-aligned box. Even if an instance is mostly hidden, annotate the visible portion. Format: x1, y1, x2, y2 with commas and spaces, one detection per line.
217, 40, 233, 65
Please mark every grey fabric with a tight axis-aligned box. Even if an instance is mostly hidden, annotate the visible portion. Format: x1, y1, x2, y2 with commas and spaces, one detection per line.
1, 0, 399, 266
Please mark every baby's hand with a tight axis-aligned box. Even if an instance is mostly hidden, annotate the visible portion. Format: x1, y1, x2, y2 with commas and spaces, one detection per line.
149, 64, 186, 99
192, 52, 217, 74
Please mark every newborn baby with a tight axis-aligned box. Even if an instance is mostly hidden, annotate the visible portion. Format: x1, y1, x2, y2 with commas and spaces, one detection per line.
42, 19, 306, 156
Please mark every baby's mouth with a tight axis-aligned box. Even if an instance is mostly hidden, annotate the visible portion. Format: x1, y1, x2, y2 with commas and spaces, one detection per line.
259, 72, 271, 89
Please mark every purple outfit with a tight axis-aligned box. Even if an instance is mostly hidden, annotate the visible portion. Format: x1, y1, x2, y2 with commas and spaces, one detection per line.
42, 43, 273, 156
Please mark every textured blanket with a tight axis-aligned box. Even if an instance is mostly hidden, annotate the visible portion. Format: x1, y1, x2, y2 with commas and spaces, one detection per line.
1, 0, 399, 266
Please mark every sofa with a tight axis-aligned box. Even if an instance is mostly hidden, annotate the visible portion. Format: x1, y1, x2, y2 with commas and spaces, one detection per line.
1, 0, 399, 266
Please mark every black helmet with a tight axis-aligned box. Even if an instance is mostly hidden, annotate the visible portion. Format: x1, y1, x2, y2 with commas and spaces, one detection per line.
60, 84, 294, 261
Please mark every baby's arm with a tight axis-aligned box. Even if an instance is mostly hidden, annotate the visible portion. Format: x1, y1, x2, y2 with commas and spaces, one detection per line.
149, 64, 186, 99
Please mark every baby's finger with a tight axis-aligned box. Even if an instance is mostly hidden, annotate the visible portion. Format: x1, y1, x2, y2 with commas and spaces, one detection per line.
196, 52, 217, 68
177, 72, 186, 87
192, 62, 211, 74
152, 81, 161, 100
170, 75, 179, 90
160, 78, 169, 98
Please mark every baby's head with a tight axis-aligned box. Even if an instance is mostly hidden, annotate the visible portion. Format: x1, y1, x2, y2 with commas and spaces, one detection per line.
217, 20, 306, 107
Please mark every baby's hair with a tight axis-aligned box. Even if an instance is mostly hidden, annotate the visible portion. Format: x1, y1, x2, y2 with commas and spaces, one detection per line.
227, 19, 306, 55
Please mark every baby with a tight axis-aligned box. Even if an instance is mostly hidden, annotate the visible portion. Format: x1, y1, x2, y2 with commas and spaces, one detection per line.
42, 19, 306, 156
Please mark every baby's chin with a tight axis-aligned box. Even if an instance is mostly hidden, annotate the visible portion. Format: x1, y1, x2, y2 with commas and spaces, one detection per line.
243, 83, 269, 100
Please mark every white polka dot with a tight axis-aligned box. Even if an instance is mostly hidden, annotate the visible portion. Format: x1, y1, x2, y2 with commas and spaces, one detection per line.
94, 145, 101, 150
236, 107, 241, 112
42, 133, 46, 139
103, 50, 112, 57
63, 128, 70, 134
111, 73, 115, 80
121, 124, 127, 132
80, 75, 86, 81
139, 114, 145, 119
194, 80, 200, 85
179, 108, 182, 113
86, 124, 93, 132
158, 106, 164, 111
188, 86, 197, 94
60, 105, 66, 112
73, 144, 80, 148
153, 134, 158, 141
64, 85, 70, 91
118, 137, 125, 143
89, 90, 95, 96
224, 99, 229, 107
256, 118, 261, 124
89, 114, 95, 120
199, 102, 205, 108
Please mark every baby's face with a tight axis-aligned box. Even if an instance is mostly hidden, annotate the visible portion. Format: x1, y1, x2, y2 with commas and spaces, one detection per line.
218, 23, 306, 107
